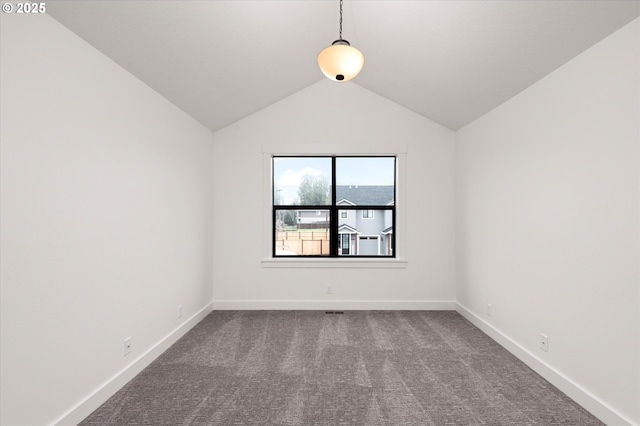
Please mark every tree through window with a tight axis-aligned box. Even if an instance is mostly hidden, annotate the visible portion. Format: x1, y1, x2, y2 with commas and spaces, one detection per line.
273, 156, 396, 257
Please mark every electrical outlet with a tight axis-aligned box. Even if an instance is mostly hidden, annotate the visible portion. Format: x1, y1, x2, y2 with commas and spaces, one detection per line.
540, 334, 549, 352
327, 284, 333, 294
487, 303, 493, 317
178, 304, 183, 319
124, 336, 132, 356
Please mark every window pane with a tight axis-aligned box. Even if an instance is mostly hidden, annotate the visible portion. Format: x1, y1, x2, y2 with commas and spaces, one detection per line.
272, 156, 396, 258
273, 157, 332, 206
275, 209, 330, 256
338, 209, 393, 256
335, 157, 395, 206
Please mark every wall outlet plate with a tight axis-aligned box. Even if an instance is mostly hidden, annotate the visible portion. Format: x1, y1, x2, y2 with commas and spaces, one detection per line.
540, 334, 549, 352
124, 336, 132, 356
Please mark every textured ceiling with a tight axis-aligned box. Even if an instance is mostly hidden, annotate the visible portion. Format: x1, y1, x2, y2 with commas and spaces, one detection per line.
47, 1, 640, 132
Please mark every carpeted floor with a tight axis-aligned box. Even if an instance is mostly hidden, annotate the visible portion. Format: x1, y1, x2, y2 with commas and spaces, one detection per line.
80, 311, 603, 425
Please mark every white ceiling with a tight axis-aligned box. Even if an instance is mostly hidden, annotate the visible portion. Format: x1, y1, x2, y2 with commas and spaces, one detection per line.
47, 1, 640, 132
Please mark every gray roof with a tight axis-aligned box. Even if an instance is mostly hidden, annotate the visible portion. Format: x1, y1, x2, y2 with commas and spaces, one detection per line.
335, 185, 394, 206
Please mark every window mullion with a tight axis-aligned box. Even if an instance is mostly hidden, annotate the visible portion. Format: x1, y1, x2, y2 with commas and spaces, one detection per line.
330, 156, 338, 256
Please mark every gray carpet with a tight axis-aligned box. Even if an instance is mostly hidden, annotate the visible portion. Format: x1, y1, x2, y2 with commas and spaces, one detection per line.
80, 311, 603, 425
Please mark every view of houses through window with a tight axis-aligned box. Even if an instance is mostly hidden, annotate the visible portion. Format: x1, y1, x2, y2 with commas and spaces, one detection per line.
273, 156, 396, 257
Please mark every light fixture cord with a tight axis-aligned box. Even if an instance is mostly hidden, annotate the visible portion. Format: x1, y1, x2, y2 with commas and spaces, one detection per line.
339, 0, 343, 40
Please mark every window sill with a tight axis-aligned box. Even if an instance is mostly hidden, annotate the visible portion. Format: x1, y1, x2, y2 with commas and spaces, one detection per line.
261, 258, 408, 269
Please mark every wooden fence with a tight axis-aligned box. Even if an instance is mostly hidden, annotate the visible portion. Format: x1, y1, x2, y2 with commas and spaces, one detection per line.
276, 230, 330, 255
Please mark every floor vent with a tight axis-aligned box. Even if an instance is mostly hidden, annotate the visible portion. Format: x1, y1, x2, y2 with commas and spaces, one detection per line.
324, 311, 344, 315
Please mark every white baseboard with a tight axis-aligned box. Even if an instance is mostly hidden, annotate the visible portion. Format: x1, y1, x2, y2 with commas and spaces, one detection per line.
455, 302, 636, 426
53, 302, 213, 426
212, 299, 456, 311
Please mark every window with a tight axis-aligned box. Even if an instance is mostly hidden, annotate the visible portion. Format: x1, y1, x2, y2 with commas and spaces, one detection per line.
273, 156, 396, 257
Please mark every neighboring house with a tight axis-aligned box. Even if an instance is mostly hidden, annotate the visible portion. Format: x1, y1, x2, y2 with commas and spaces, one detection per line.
297, 209, 329, 226
292, 185, 394, 255
336, 185, 394, 256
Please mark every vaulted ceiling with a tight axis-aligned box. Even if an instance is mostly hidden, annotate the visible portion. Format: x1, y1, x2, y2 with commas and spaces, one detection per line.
48, 1, 640, 132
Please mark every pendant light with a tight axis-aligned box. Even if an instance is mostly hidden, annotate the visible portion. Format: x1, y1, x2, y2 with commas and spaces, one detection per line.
317, 0, 364, 82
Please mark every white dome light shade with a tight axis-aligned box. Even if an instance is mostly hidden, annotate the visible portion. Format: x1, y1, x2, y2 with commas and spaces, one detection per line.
317, 40, 364, 82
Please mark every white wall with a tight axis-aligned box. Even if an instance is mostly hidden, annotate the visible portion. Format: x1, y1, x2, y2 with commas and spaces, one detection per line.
456, 18, 639, 425
212, 80, 456, 309
0, 14, 214, 426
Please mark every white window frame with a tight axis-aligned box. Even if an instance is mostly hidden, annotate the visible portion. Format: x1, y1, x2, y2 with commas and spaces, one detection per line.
261, 143, 407, 269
